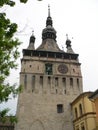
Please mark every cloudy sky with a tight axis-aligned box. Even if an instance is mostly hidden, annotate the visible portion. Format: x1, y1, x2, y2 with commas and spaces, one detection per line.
1, 0, 98, 114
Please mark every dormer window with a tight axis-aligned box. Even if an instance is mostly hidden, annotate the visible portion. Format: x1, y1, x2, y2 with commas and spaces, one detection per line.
45, 63, 53, 75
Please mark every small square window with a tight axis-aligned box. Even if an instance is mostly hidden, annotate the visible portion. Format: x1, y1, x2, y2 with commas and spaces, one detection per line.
30, 65, 32, 67
57, 104, 64, 113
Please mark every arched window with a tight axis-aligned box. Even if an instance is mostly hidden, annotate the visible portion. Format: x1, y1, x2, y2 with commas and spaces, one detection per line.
75, 107, 78, 119
81, 123, 85, 130
81, 125, 85, 130
79, 104, 83, 116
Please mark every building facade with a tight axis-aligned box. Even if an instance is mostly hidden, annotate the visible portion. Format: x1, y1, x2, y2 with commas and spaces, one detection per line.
71, 92, 96, 130
15, 7, 83, 130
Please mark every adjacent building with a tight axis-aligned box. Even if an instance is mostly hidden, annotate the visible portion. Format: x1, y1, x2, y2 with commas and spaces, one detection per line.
89, 89, 98, 130
0, 116, 14, 130
15, 7, 83, 130
71, 92, 96, 130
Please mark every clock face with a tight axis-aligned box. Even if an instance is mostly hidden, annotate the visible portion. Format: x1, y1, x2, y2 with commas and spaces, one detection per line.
58, 64, 68, 74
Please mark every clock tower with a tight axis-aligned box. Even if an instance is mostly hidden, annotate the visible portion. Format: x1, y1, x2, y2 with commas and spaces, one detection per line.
15, 6, 83, 130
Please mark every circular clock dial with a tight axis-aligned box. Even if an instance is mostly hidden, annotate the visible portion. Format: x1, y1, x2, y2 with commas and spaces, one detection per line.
58, 64, 68, 74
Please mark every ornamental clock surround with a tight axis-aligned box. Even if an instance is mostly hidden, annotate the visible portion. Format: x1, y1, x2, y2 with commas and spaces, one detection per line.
58, 64, 68, 74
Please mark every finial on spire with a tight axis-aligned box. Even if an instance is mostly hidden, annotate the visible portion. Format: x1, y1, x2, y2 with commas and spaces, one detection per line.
29, 30, 35, 44
66, 34, 68, 40
27, 30, 35, 50
48, 4, 50, 17
66, 34, 71, 48
32, 30, 34, 36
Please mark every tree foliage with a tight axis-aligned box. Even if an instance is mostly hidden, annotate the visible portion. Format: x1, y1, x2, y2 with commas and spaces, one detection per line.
0, 12, 21, 103
0, 0, 21, 122
0, 0, 15, 7
0, 0, 42, 5
0, 108, 18, 124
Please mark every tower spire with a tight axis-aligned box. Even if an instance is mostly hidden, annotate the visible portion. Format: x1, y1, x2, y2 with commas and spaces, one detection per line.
48, 4, 50, 17
46, 5, 52, 27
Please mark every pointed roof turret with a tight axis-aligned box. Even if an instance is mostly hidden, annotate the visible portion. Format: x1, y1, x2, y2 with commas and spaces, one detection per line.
66, 34, 74, 54
27, 31, 35, 50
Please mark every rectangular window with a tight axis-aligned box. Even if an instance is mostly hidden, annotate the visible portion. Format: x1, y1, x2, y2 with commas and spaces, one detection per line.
48, 76, 51, 84
62, 78, 66, 94
40, 76, 43, 85
64, 90, 66, 94
32, 75, 35, 91
57, 104, 64, 113
77, 78, 79, 88
70, 78, 73, 86
24, 74, 27, 88
62, 77, 66, 84
55, 77, 58, 86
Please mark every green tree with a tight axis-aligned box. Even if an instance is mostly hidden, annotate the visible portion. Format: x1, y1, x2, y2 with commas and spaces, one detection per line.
0, 12, 21, 101
0, 0, 42, 6
0, 0, 21, 123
